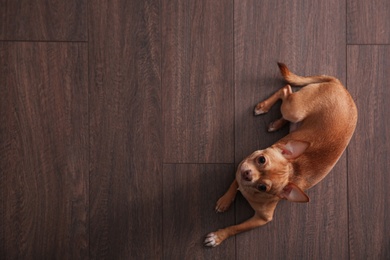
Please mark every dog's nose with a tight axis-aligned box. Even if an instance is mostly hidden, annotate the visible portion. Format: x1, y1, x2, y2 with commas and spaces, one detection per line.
241, 169, 252, 181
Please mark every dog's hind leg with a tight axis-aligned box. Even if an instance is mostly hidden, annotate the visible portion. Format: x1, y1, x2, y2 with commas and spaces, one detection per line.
268, 117, 288, 132
254, 84, 292, 115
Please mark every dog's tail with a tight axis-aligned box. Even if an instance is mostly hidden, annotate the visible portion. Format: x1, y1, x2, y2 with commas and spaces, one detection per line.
278, 62, 340, 87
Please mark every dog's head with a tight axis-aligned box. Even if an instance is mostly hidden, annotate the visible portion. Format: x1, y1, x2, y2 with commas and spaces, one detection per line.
236, 140, 310, 203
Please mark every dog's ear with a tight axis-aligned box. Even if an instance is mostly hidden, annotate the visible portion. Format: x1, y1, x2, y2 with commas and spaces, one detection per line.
278, 183, 309, 203
279, 140, 309, 159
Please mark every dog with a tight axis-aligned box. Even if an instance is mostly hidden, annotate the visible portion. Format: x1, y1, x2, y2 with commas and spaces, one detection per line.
204, 63, 357, 247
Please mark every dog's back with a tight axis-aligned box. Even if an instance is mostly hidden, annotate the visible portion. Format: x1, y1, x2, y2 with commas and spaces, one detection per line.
277, 64, 358, 189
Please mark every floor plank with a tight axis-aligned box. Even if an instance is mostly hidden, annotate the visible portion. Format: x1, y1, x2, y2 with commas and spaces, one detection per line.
347, 0, 390, 44
347, 45, 390, 259
0, 42, 88, 259
163, 164, 235, 259
234, 1, 348, 259
162, 0, 234, 163
88, 0, 162, 258
0, 0, 86, 41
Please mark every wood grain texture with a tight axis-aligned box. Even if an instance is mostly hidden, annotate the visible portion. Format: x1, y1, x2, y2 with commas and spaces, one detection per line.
0, 0, 86, 41
88, 0, 162, 258
347, 46, 390, 260
234, 1, 348, 259
1, 1, 390, 259
0, 42, 88, 259
162, 0, 234, 163
347, 0, 390, 44
163, 164, 235, 259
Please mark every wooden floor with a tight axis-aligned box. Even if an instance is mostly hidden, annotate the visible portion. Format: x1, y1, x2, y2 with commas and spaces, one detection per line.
1, 1, 389, 259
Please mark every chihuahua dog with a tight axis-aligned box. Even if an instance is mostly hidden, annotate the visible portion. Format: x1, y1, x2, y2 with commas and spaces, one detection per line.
204, 63, 357, 247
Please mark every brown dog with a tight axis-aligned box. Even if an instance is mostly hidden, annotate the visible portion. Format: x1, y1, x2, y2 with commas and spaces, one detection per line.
204, 63, 357, 247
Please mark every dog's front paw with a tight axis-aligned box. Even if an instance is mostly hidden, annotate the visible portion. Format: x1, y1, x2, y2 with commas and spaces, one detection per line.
215, 194, 234, 213
204, 232, 223, 247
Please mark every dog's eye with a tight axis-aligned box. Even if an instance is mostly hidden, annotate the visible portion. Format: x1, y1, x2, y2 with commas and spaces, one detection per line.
258, 156, 266, 164
257, 184, 267, 192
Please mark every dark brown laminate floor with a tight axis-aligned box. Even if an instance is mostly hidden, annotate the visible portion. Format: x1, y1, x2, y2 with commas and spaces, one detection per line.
88, 1, 162, 258
1, 1, 389, 259
347, 45, 390, 259
234, 1, 348, 258
1, 42, 88, 259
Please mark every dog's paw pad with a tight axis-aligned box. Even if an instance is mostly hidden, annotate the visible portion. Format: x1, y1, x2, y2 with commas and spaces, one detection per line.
204, 233, 219, 247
